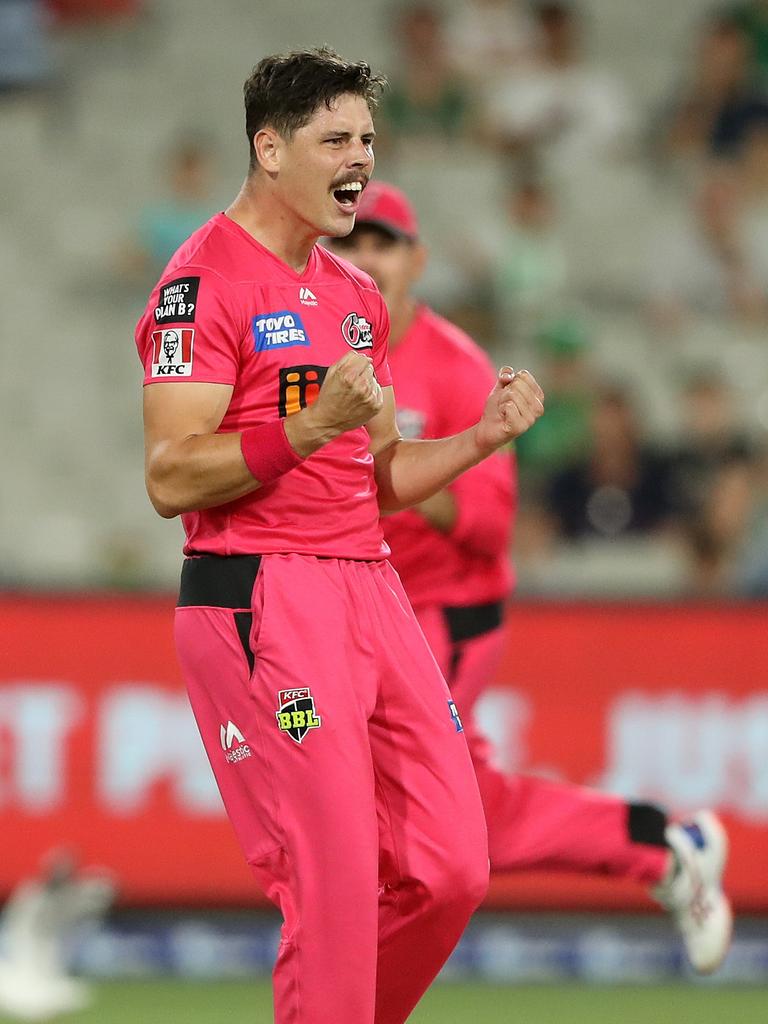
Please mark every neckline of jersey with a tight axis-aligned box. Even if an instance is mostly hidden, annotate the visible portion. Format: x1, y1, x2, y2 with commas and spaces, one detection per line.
215, 212, 319, 282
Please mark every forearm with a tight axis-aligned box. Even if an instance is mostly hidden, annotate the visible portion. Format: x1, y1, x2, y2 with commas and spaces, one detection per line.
374, 426, 490, 513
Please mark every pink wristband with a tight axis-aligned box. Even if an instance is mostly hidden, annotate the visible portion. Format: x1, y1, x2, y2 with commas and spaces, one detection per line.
240, 419, 303, 485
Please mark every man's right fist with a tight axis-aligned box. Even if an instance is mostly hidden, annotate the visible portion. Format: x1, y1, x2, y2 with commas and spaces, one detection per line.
310, 351, 384, 435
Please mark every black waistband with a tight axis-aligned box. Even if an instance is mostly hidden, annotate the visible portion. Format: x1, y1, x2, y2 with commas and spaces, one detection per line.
443, 600, 504, 643
178, 554, 262, 609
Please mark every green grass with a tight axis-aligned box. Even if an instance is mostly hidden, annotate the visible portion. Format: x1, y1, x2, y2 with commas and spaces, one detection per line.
1, 981, 765, 1024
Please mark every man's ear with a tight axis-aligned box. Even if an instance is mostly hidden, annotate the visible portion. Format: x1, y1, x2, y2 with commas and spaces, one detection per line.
253, 127, 283, 174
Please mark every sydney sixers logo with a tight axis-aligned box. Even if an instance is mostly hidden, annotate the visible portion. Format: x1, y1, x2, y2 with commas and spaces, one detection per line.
341, 312, 373, 350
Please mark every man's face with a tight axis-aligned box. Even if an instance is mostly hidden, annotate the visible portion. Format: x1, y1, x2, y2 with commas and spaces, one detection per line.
330, 226, 423, 315
266, 93, 375, 239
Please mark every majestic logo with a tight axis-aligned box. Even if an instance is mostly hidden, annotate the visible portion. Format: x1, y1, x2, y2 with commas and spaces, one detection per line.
276, 688, 322, 744
448, 700, 464, 733
278, 364, 327, 417
154, 276, 200, 323
220, 720, 252, 763
253, 311, 311, 352
341, 312, 373, 350
299, 287, 318, 307
151, 328, 194, 376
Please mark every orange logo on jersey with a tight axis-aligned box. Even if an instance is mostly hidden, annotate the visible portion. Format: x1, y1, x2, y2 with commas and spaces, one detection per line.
278, 364, 328, 417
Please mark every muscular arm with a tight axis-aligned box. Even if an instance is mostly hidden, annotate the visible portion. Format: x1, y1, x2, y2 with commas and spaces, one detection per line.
143, 382, 258, 518
369, 369, 543, 513
143, 352, 382, 519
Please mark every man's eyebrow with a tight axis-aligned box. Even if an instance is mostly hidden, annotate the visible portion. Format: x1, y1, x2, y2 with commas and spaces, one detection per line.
322, 129, 377, 139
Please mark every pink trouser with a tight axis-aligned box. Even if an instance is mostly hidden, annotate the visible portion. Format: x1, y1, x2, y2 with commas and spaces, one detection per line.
414, 604, 669, 885
175, 555, 488, 1024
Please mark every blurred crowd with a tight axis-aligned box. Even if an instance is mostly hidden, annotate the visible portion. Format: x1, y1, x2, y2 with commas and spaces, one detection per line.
0, 0, 143, 95
370, 0, 768, 598
3, 0, 768, 598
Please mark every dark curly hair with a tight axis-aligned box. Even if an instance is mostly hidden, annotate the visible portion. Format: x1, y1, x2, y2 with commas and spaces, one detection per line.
244, 47, 387, 171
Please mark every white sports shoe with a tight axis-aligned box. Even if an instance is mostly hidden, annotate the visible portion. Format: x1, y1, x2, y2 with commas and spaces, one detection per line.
653, 810, 733, 974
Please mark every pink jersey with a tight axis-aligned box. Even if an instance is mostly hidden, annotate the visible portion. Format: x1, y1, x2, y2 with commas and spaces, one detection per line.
383, 306, 516, 606
135, 213, 392, 559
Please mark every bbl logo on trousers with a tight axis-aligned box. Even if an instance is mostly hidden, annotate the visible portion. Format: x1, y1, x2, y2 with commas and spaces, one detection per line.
276, 688, 322, 744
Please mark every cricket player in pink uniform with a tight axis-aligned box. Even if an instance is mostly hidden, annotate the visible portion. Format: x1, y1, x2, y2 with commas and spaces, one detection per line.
135, 49, 545, 1024
329, 180, 733, 977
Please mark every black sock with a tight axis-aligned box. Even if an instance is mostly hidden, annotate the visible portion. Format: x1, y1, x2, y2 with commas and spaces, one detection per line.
628, 802, 669, 848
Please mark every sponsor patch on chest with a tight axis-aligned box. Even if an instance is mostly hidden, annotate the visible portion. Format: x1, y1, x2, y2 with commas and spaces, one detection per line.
252, 310, 311, 352
278, 364, 327, 417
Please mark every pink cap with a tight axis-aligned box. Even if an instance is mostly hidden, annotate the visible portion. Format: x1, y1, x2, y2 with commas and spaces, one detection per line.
354, 181, 419, 240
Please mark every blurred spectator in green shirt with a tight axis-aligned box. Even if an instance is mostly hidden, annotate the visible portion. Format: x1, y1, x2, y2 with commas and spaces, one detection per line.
730, 0, 768, 82
492, 178, 568, 343
378, 3, 473, 153
119, 132, 216, 285
514, 316, 593, 486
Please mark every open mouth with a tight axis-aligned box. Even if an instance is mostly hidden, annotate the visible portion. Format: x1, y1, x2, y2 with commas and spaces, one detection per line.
332, 181, 364, 211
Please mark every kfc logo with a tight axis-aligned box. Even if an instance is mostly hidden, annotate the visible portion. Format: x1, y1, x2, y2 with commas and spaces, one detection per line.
151, 328, 195, 377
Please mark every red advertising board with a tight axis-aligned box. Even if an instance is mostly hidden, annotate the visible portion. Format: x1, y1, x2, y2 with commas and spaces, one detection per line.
1, 596, 766, 911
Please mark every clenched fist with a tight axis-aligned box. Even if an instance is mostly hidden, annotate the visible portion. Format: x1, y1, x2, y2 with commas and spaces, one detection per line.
309, 351, 384, 436
475, 367, 545, 453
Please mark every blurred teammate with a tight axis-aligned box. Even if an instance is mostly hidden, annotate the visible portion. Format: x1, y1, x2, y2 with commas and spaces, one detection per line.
329, 180, 733, 975
134, 49, 544, 1024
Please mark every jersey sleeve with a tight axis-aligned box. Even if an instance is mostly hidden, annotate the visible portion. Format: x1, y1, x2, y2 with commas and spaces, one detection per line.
135, 266, 242, 386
